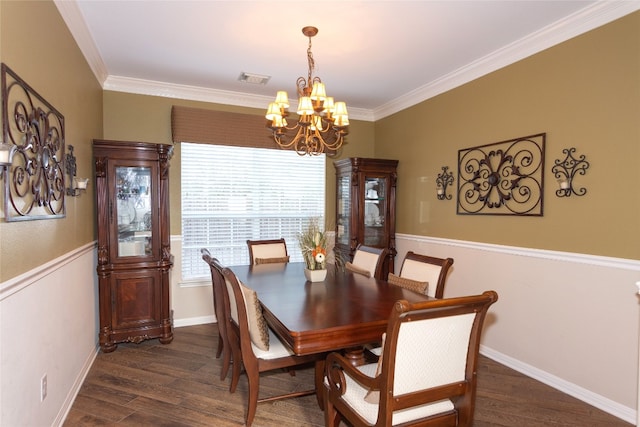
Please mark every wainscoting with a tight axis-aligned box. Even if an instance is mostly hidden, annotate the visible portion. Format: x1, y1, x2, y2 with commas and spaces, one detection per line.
0, 243, 99, 427
7, 236, 635, 426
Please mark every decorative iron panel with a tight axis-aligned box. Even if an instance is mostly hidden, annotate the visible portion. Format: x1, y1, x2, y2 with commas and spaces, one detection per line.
457, 133, 545, 216
2, 63, 65, 221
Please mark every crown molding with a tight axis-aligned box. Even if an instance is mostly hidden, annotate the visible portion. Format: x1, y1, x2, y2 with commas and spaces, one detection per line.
57, 1, 638, 123
372, 1, 640, 120
103, 75, 374, 121
54, 0, 108, 85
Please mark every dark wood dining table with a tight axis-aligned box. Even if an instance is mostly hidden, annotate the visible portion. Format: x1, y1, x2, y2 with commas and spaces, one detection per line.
230, 261, 432, 366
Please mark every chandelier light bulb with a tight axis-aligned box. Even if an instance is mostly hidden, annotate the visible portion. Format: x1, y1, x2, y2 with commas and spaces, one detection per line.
265, 102, 282, 121
297, 96, 314, 116
323, 97, 335, 113
274, 91, 289, 108
310, 82, 327, 101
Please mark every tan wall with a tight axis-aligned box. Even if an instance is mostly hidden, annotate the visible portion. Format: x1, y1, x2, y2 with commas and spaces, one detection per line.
0, 2, 101, 425
0, 1, 103, 281
375, 12, 640, 261
102, 91, 376, 235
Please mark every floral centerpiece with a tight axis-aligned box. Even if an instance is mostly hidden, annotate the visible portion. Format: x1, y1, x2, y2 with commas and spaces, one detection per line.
298, 218, 327, 281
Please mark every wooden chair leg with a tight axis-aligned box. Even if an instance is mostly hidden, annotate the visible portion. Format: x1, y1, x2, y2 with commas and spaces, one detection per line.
230, 356, 241, 393
228, 333, 242, 393
215, 335, 223, 358
324, 396, 340, 427
220, 345, 231, 381
314, 360, 325, 410
245, 367, 260, 427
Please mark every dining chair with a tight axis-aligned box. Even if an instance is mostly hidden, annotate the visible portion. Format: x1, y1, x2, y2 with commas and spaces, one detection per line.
368, 251, 455, 358
346, 244, 389, 280
220, 265, 325, 426
246, 238, 289, 265
201, 249, 233, 382
393, 251, 454, 299
324, 291, 498, 427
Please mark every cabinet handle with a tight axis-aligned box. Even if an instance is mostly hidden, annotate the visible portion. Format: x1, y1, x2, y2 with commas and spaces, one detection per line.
109, 201, 113, 223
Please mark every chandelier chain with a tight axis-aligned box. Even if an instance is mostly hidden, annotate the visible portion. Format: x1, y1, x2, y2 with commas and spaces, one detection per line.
306, 36, 315, 91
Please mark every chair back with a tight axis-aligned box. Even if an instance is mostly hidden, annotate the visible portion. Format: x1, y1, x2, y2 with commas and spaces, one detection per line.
221, 266, 269, 362
399, 251, 454, 298
201, 248, 234, 381
384, 292, 496, 425
325, 291, 497, 427
247, 238, 289, 265
201, 249, 226, 328
220, 267, 245, 349
350, 244, 389, 280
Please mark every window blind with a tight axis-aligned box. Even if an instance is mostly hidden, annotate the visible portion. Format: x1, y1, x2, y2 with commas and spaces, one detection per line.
181, 143, 325, 280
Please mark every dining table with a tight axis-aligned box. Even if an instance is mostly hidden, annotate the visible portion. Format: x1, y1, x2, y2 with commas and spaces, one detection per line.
229, 261, 433, 366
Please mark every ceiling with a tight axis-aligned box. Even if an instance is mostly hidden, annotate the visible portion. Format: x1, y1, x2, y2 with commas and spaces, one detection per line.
56, 1, 638, 121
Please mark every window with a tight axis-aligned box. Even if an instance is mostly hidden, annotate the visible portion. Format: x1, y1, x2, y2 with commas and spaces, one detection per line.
181, 143, 325, 281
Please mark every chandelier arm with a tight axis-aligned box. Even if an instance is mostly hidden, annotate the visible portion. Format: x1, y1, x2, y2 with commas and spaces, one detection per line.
296, 77, 308, 98
273, 127, 305, 149
281, 121, 304, 132
316, 129, 346, 150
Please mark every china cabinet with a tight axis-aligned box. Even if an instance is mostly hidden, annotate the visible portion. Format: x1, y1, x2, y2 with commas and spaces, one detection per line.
93, 140, 174, 352
334, 158, 398, 279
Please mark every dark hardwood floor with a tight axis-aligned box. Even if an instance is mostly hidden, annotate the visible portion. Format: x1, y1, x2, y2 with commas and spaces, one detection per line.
64, 323, 631, 427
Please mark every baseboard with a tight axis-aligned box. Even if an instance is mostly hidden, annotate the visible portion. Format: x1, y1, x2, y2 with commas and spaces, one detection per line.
55, 344, 100, 427
480, 345, 636, 425
174, 315, 215, 328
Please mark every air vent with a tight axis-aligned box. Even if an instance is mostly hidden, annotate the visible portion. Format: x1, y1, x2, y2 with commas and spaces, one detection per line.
238, 72, 270, 85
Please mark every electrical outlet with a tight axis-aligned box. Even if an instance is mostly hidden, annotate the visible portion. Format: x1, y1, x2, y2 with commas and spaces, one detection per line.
40, 374, 47, 402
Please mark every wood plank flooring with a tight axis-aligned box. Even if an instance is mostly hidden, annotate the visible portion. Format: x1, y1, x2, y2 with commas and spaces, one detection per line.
64, 323, 632, 427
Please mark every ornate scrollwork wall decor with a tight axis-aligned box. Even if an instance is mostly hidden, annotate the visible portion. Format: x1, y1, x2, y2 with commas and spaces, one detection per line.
551, 147, 589, 197
457, 133, 545, 216
2, 63, 66, 221
436, 166, 454, 200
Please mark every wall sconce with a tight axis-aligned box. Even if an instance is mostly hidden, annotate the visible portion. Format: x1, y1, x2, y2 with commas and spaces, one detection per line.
65, 145, 88, 197
0, 139, 14, 219
436, 166, 454, 200
0, 139, 15, 177
0, 141, 15, 168
552, 147, 589, 197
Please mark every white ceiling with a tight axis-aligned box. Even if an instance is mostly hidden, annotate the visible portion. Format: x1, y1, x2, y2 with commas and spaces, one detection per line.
56, 1, 639, 121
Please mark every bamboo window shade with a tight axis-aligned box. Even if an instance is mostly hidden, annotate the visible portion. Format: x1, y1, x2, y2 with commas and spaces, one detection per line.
171, 105, 279, 150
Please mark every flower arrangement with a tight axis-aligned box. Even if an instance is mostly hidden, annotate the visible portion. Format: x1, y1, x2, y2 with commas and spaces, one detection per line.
297, 218, 327, 271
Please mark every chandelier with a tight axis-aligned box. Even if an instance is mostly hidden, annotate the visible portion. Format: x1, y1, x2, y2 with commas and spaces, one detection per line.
266, 26, 349, 156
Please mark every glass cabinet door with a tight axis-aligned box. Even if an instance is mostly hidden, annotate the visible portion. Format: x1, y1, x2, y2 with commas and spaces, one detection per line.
116, 166, 152, 257
363, 176, 387, 247
336, 174, 351, 246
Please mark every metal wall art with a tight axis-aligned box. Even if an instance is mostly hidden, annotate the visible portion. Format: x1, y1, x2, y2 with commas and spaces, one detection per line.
436, 166, 454, 200
457, 133, 545, 216
551, 147, 589, 197
2, 63, 65, 221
